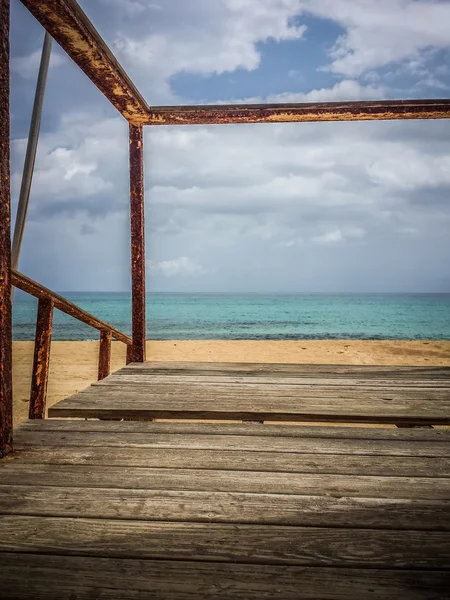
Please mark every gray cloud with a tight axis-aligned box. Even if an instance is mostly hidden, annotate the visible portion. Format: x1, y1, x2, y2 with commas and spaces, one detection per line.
10, 0, 450, 292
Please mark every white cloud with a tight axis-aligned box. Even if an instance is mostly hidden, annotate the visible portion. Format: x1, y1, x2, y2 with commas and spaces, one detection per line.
312, 226, 366, 244
367, 148, 450, 190
276, 238, 303, 247
108, 0, 306, 99
11, 113, 128, 213
312, 229, 343, 244
298, 0, 450, 77
80, 0, 450, 100
270, 79, 385, 102
11, 48, 67, 79
120, 2, 305, 76
236, 79, 386, 104
99, 0, 150, 16
149, 257, 206, 277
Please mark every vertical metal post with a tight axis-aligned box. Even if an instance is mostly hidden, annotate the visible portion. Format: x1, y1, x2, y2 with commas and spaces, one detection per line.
12, 32, 52, 270
29, 297, 53, 419
0, 0, 12, 457
98, 330, 112, 380
129, 124, 146, 363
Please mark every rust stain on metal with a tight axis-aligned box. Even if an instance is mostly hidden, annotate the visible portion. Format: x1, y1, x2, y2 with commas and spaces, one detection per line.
0, 0, 12, 457
98, 330, 112, 381
129, 124, 146, 363
12, 270, 132, 345
29, 298, 54, 419
145, 99, 450, 126
20, 0, 149, 124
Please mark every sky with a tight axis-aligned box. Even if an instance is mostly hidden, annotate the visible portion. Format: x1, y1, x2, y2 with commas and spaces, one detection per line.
9, 0, 450, 293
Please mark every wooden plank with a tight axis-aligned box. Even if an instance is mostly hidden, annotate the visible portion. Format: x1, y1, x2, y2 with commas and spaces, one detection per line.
123, 361, 450, 378
15, 418, 450, 440
1, 464, 448, 500
48, 390, 450, 424
52, 361, 450, 425
76, 382, 450, 399
98, 372, 450, 391
0, 486, 449, 530
13, 430, 450, 457
13, 445, 450, 477
1, 553, 449, 599
1, 516, 449, 569
16, 419, 450, 441
98, 374, 450, 388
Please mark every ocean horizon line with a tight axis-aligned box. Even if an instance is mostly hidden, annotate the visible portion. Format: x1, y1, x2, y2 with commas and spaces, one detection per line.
14, 290, 450, 297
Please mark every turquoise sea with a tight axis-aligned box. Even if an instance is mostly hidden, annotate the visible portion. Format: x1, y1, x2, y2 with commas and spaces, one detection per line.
12, 292, 450, 341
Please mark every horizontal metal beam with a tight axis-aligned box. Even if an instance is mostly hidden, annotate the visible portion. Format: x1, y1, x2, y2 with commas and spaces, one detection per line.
12, 270, 132, 345
146, 99, 450, 126
20, 0, 149, 124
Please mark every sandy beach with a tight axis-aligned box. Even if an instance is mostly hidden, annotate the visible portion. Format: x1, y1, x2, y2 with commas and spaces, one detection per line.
11, 339, 450, 427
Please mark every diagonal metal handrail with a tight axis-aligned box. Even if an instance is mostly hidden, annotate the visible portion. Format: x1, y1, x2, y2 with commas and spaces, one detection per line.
12, 269, 132, 420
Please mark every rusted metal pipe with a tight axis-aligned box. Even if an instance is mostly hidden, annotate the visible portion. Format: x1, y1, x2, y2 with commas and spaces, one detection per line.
146, 99, 450, 126
20, 0, 149, 124
12, 31, 52, 271
12, 270, 132, 345
0, 0, 13, 458
98, 330, 112, 381
29, 297, 53, 419
129, 124, 146, 363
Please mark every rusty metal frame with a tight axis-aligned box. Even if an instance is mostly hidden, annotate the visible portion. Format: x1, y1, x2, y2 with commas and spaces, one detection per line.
20, 0, 149, 124
98, 330, 112, 381
0, 0, 12, 458
18, 2, 450, 127
146, 99, 450, 126
1, 0, 450, 456
129, 124, 146, 363
29, 297, 54, 419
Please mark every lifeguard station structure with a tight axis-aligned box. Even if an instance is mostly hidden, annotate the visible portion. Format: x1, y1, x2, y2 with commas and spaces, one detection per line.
0, 1, 450, 598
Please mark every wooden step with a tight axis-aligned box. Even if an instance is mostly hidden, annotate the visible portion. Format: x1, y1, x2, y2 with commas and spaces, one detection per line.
49, 362, 450, 425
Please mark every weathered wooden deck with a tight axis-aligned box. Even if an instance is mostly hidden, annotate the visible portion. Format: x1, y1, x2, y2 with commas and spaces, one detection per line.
1, 361, 450, 599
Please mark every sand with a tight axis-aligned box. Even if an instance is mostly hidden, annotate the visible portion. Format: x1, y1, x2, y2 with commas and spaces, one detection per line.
11, 339, 450, 427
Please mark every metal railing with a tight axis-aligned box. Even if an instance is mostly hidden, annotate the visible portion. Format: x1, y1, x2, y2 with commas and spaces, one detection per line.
12, 270, 132, 419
